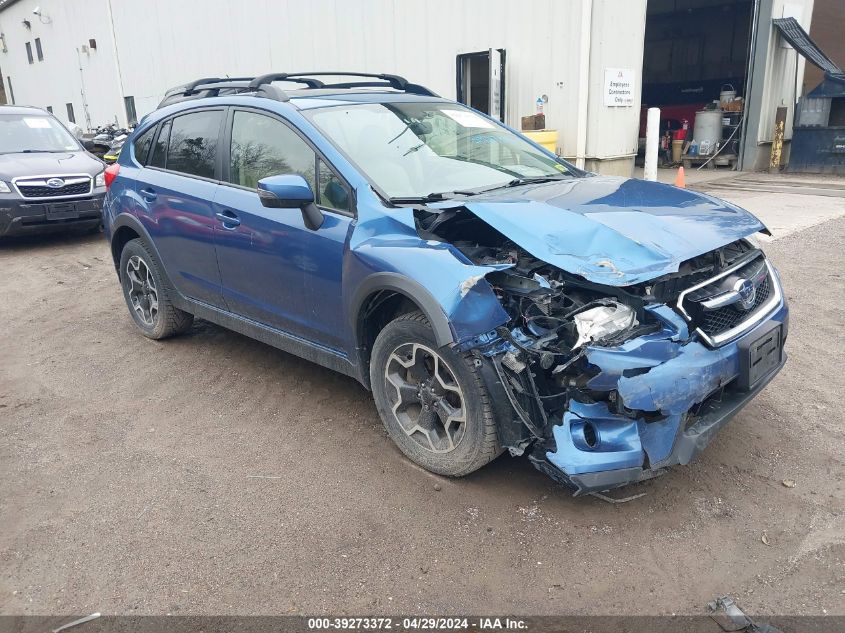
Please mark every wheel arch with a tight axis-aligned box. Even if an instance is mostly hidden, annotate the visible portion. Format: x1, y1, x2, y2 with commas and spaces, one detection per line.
351, 273, 455, 389
110, 214, 161, 271
109, 213, 183, 304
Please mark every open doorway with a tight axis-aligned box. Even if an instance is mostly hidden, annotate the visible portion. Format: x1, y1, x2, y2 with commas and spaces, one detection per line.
456, 49, 506, 122
641, 0, 754, 165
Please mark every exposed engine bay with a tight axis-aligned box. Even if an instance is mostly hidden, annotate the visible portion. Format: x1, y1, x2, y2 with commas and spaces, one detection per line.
415, 205, 779, 494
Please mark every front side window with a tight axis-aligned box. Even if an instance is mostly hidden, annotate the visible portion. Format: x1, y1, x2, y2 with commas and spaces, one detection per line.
0, 113, 80, 153
307, 102, 576, 200
228, 110, 315, 190
166, 110, 222, 179
317, 159, 349, 212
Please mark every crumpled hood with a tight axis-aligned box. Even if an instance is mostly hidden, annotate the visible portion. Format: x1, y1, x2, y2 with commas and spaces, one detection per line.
0, 151, 103, 181
434, 176, 767, 286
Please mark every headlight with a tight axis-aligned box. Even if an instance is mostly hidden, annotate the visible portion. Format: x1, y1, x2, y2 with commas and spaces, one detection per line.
0, 181, 10, 193
573, 302, 637, 347
94, 171, 106, 187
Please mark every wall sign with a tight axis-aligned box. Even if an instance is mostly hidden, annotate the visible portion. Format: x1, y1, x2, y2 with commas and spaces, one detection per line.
604, 68, 635, 107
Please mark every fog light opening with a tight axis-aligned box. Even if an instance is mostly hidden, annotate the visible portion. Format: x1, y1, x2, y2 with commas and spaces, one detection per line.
583, 422, 599, 449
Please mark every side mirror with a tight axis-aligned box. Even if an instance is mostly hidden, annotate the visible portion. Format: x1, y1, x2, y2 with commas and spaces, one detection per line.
257, 174, 323, 230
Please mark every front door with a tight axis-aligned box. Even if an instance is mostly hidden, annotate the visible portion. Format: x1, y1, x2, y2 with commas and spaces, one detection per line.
212, 109, 353, 352
134, 109, 226, 307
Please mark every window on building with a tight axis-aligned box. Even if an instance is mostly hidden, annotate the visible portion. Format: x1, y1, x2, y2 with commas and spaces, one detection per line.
66, 103, 75, 124
7, 77, 15, 104
25, 42, 33, 64
166, 111, 223, 178
35, 38, 43, 61
124, 96, 137, 127
149, 119, 171, 169
228, 110, 316, 190
133, 126, 156, 165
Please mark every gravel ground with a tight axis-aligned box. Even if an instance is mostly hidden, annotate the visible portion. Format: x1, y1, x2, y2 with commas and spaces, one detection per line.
1, 215, 843, 617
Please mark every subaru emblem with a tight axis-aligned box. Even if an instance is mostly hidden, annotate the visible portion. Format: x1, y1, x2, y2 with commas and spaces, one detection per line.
46, 178, 65, 189
733, 278, 757, 310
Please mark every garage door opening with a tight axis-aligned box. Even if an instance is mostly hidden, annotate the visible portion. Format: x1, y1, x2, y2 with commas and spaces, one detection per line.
641, 0, 755, 167
456, 49, 506, 122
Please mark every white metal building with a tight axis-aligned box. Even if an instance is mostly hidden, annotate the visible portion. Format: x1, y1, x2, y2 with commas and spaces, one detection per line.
0, 0, 819, 174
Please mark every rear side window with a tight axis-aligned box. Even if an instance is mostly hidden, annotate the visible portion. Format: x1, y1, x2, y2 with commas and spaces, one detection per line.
165, 110, 223, 179
228, 110, 315, 190
149, 119, 170, 169
133, 127, 155, 165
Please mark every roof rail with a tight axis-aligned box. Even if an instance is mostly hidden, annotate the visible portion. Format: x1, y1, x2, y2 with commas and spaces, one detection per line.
181, 76, 254, 94
162, 72, 439, 107
247, 72, 439, 101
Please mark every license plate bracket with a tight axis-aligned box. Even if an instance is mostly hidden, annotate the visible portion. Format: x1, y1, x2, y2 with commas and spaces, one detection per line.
47, 202, 79, 220
738, 324, 783, 391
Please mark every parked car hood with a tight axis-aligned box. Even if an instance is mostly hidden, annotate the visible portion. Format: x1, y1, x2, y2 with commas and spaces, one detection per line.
0, 151, 104, 180
434, 175, 767, 286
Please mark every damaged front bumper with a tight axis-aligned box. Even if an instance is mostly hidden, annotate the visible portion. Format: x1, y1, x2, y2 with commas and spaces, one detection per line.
530, 301, 788, 495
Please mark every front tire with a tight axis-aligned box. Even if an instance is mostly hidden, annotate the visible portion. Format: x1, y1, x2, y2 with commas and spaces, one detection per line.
370, 312, 502, 476
119, 238, 193, 339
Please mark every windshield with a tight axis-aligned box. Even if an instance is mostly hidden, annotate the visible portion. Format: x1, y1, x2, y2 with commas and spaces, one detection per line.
306, 102, 576, 200
0, 114, 80, 154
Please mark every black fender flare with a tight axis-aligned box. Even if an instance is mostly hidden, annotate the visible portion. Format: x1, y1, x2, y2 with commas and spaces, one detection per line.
350, 272, 455, 350
110, 213, 161, 267
109, 213, 178, 291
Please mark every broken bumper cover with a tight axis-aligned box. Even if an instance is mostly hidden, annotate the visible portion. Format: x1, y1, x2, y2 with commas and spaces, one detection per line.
537, 301, 788, 495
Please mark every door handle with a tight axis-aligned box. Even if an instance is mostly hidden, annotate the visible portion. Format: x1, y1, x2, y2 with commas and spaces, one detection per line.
215, 210, 241, 228
139, 188, 157, 202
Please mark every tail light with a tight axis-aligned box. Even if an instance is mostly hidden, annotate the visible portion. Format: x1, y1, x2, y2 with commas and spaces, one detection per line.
104, 163, 120, 189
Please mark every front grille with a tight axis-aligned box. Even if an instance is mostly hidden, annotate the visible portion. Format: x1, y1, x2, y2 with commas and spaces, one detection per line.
15, 176, 93, 199
677, 253, 780, 346
700, 276, 771, 335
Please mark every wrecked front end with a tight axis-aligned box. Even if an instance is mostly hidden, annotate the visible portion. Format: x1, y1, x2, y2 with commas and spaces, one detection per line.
417, 207, 788, 495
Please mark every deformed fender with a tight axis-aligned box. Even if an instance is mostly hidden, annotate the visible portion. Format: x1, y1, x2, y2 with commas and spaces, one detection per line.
349, 272, 456, 348
346, 203, 511, 350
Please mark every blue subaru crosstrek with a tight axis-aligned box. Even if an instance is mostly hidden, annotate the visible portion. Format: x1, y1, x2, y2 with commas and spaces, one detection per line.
102, 72, 788, 495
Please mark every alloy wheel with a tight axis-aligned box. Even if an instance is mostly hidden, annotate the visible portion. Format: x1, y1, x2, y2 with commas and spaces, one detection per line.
125, 255, 159, 327
384, 342, 467, 454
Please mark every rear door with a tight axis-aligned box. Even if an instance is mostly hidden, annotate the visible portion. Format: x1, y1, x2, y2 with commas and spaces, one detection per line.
133, 108, 226, 307
211, 108, 353, 351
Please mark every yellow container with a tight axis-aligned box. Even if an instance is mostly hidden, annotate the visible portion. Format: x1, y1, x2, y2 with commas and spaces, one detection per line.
522, 129, 558, 154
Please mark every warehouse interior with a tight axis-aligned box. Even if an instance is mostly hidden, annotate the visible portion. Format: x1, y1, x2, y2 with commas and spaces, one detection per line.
640, 0, 755, 166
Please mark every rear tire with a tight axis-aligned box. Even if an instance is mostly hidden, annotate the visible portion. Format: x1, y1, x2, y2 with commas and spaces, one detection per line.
370, 311, 502, 476
119, 238, 193, 339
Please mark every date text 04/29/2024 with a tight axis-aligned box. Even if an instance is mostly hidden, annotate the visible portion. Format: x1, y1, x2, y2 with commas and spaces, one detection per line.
307, 618, 528, 630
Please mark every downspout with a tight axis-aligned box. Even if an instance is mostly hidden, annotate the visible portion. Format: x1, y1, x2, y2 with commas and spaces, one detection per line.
105, 0, 127, 126
575, 0, 592, 171
76, 47, 92, 131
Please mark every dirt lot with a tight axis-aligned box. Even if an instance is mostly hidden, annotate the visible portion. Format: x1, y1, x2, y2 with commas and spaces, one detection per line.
1, 215, 844, 617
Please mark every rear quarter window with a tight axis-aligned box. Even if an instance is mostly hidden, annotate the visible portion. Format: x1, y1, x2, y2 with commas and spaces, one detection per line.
149, 119, 171, 169
133, 127, 155, 165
